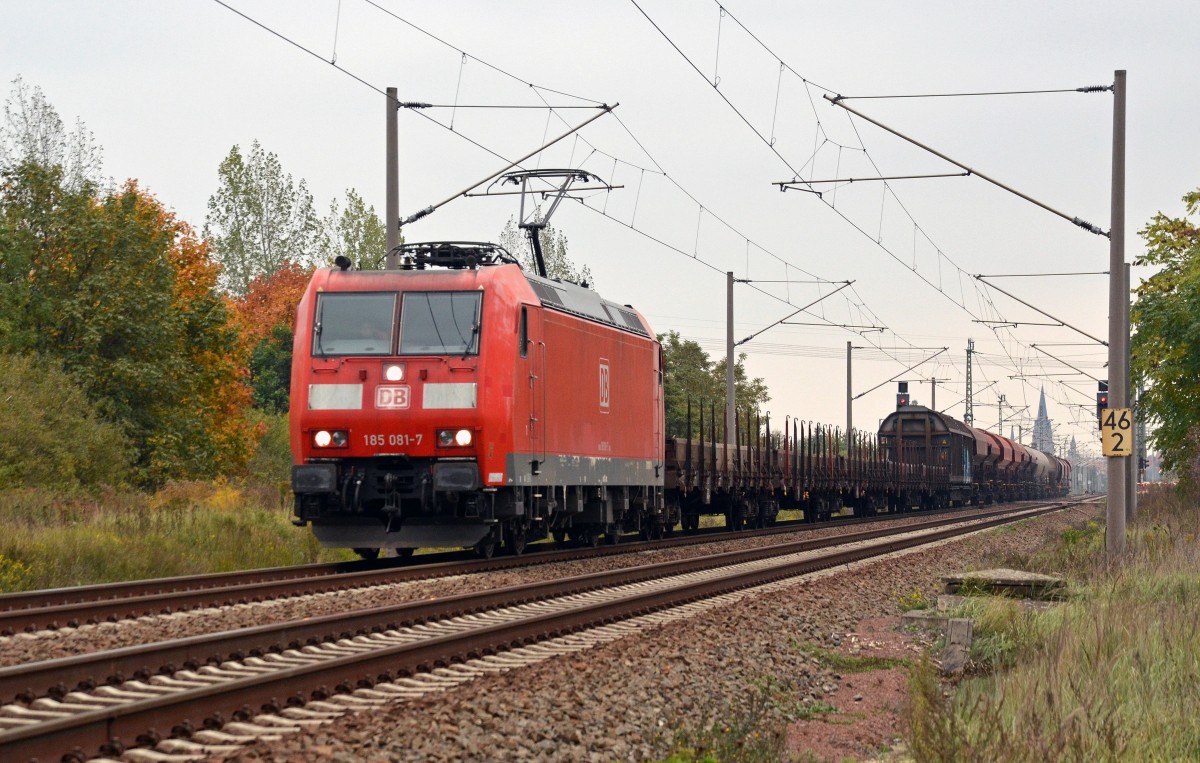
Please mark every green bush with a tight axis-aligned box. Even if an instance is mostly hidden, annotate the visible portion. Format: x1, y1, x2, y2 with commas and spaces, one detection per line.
0, 352, 131, 489
244, 410, 292, 491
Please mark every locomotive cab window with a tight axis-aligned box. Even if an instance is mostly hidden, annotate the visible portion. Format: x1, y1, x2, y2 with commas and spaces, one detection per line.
312, 293, 396, 356
399, 292, 482, 356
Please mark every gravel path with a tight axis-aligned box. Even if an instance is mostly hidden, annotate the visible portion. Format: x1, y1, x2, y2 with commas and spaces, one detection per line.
211, 503, 1098, 763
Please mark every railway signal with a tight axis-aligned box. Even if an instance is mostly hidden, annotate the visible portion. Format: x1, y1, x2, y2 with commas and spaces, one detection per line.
896, 382, 910, 409
1096, 380, 1109, 422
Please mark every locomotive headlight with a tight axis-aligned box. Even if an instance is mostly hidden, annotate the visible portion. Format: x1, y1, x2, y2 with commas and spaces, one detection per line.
313, 430, 349, 448
383, 363, 405, 382
436, 428, 474, 448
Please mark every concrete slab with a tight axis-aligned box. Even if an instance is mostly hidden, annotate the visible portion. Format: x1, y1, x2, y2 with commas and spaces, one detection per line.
941, 567, 1064, 599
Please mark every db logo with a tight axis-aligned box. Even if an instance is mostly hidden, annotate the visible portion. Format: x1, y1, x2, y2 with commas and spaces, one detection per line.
598, 360, 610, 412
376, 386, 411, 409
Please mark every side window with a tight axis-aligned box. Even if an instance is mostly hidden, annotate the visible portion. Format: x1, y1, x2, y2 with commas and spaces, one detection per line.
519, 306, 528, 358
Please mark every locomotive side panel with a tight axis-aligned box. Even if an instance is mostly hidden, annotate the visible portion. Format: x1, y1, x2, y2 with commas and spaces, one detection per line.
547, 311, 657, 455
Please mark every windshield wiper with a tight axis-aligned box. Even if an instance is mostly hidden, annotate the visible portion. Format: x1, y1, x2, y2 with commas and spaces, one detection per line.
314, 300, 327, 355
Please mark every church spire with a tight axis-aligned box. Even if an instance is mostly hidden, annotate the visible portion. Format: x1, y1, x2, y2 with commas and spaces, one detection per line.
1033, 386, 1053, 452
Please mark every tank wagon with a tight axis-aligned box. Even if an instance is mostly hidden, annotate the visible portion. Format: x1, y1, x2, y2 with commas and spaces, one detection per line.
877, 403, 1071, 506
290, 243, 671, 558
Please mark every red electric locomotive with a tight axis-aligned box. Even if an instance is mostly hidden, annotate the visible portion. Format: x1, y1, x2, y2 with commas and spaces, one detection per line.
290, 243, 669, 558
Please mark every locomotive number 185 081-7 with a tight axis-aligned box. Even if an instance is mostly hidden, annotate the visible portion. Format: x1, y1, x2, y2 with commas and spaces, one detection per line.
363, 433, 423, 447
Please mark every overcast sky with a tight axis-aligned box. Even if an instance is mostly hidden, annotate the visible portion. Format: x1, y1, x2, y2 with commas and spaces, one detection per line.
4, 1, 1196, 457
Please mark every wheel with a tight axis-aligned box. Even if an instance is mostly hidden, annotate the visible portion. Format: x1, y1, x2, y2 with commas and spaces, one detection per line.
353, 547, 380, 561
587, 529, 602, 548
552, 528, 568, 545
606, 524, 620, 545
392, 548, 415, 558
506, 527, 527, 556
475, 538, 497, 559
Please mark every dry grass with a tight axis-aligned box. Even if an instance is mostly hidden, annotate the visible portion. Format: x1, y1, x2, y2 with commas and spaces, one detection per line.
908, 485, 1200, 761
0, 482, 352, 592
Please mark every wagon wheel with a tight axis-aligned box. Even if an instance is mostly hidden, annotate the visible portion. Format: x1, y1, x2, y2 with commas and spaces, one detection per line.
552, 528, 568, 545
353, 547, 380, 561
393, 548, 415, 559
724, 509, 737, 532
475, 538, 497, 559
506, 526, 527, 556
606, 524, 621, 545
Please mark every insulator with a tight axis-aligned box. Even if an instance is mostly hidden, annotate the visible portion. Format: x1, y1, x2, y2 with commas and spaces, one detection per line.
1072, 217, 1107, 236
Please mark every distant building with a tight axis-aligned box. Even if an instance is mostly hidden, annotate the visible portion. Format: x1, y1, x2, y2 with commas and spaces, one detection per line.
1033, 387, 1054, 453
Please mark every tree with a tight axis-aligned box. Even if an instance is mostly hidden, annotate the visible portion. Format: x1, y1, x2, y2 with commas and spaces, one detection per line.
233, 260, 312, 343
232, 261, 313, 413
0, 76, 103, 191
498, 214, 594, 287
1131, 187, 1200, 484
321, 188, 387, 269
0, 162, 256, 485
659, 330, 770, 438
204, 141, 320, 297
0, 352, 132, 489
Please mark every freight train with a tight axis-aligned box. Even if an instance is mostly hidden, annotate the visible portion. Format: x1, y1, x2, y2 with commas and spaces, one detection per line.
877, 404, 1072, 506
289, 242, 1070, 559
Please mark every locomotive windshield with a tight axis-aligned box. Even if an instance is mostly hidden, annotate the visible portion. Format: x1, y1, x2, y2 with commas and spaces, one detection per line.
399, 292, 481, 356
312, 293, 396, 356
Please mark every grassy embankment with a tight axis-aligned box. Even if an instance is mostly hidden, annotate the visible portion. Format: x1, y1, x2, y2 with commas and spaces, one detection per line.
909, 485, 1200, 761
0, 482, 354, 592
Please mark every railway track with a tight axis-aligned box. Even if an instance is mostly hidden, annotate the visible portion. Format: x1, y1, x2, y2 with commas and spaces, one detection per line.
0, 498, 1089, 763
0, 502, 1015, 635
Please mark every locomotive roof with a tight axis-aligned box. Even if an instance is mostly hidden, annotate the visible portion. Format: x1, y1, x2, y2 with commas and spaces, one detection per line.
309, 262, 652, 339
523, 271, 650, 338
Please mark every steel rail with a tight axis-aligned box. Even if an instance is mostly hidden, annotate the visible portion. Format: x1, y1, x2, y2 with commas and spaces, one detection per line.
0, 502, 1003, 634
0, 500, 1083, 763
0, 503, 1038, 704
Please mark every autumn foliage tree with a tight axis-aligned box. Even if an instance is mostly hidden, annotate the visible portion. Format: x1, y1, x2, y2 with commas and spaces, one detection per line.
232, 262, 313, 412
0, 162, 256, 485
